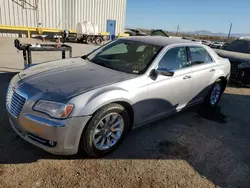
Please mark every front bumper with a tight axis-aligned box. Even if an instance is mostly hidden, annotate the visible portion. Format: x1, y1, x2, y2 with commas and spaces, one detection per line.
8, 111, 91, 155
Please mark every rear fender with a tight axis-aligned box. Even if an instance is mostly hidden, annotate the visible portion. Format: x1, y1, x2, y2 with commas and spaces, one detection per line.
211, 58, 231, 84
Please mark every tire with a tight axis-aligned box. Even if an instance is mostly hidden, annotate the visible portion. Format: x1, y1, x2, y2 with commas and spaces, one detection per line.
77, 38, 83, 43
80, 103, 130, 157
95, 36, 103, 45
205, 79, 223, 107
86, 36, 93, 44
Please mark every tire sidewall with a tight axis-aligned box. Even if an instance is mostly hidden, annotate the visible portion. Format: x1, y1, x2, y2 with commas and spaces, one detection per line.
86, 37, 93, 44
82, 104, 130, 157
207, 80, 223, 107
95, 37, 102, 45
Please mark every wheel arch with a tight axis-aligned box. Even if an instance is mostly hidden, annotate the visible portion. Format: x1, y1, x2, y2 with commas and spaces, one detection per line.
217, 76, 227, 91
78, 100, 134, 153
87, 100, 134, 129
212, 68, 229, 92
115, 101, 134, 130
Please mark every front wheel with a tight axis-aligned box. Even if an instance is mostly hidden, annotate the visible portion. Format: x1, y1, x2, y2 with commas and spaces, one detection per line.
80, 103, 130, 157
205, 80, 223, 107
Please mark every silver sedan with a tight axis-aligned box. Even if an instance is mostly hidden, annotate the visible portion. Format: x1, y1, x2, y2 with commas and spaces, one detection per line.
6, 36, 231, 157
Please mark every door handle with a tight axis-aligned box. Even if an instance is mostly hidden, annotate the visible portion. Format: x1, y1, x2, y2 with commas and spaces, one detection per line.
210, 69, 216, 72
183, 75, 191, 79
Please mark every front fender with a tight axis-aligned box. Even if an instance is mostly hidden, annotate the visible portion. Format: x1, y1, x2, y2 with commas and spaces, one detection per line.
69, 88, 133, 117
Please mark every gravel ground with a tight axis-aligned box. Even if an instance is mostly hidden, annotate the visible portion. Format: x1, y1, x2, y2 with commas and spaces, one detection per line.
0, 38, 250, 188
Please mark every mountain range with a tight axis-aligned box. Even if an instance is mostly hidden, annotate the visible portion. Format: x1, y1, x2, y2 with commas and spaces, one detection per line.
183, 30, 250, 37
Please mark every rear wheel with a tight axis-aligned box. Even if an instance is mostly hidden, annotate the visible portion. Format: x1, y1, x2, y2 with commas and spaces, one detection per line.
205, 79, 223, 107
80, 103, 130, 157
86, 36, 93, 44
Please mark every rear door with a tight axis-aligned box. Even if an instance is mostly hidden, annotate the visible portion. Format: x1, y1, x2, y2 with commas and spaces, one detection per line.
188, 46, 217, 103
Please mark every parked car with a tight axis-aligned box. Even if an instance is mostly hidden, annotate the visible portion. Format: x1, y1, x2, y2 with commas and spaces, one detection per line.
191, 39, 202, 44
125, 28, 169, 37
222, 42, 230, 49
6, 36, 230, 157
210, 41, 225, 49
215, 37, 250, 85
202, 40, 212, 46
150, 29, 169, 37
124, 29, 147, 36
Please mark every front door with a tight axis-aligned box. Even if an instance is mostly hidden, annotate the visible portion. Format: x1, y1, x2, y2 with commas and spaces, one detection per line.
106, 20, 116, 40
145, 46, 193, 123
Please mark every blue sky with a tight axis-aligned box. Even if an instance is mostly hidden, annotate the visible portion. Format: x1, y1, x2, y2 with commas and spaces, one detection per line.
126, 0, 250, 33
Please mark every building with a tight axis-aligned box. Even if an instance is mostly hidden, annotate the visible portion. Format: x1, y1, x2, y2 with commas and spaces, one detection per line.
0, 0, 127, 37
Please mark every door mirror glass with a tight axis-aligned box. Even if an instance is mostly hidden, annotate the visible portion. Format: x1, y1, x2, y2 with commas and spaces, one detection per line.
156, 68, 175, 77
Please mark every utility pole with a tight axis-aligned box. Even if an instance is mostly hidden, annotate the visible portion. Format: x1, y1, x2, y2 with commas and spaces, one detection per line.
228, 23, 232, 39
176, 25, 180, 36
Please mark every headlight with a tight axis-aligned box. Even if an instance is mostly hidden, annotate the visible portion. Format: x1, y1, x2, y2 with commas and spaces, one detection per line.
238, 62, 250, 68
33, 100, 74, 119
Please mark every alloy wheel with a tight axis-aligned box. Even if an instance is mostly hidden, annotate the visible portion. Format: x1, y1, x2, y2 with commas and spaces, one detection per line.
93, 113, 124, 150
210, 83, 222, 105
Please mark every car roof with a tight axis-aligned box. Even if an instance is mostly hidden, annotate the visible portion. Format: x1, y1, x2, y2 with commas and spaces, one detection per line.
120, 36, 194, 46
239, 37, 250, 41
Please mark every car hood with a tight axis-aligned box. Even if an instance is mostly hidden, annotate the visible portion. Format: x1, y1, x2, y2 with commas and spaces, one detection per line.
215, 49, 250, 62
18, 58, 136, 100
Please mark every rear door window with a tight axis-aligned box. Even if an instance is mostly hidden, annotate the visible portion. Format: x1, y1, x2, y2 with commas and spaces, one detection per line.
189, 46, 213, 65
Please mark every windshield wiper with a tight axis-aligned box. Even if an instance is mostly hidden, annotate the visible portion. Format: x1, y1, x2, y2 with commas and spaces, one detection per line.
81, 55, 92, 62
81, 55, 89, 60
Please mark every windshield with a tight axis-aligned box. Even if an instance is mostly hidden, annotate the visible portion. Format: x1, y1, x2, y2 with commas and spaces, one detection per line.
225, 39, 250, 53
86, 39, 162, 74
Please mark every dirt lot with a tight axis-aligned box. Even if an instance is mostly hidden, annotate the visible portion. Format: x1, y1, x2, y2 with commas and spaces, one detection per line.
0, 38, 250, 188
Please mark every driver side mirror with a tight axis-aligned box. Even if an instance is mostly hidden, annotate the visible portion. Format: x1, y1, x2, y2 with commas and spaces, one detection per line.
156, 67, 175, 77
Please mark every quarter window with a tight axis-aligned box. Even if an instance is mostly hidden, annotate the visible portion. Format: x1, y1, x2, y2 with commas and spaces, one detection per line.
189, 47, 213, 65
158, 47, 189, 70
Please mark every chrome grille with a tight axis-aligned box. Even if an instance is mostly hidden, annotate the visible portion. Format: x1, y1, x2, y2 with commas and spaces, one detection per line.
6, 85, 26, 118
